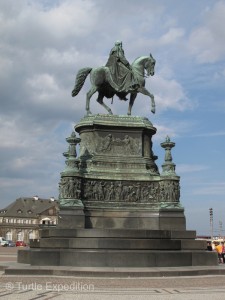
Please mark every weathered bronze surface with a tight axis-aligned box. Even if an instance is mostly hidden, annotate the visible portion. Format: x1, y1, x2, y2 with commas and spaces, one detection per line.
58, 115, 183, 230
71, 42, 156, 116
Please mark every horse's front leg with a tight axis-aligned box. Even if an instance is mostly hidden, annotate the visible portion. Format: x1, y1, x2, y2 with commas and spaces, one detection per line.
97, 94, 113, 115
127, 93, 137, 115
138, 87, 155, 114
86, 86, 98, 115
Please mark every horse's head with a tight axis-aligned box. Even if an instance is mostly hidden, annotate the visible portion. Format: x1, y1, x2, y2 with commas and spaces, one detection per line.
145, 53, 156, 76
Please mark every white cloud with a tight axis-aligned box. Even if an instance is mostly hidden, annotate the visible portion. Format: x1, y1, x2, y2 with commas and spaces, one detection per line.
0, 113, 66, 202
152, 124, 177, 142
159, 27, 184, 45
28, 73, 58, 91
42, 48, 78, 66
36, 0, 98, 39
27, 73, 59, 102
150, 75, 192, 112
188, 1, 225, 63
0, 0, 99, 46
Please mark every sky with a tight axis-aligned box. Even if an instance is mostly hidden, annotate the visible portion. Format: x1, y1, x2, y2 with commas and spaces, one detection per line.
0, 0, 225, 236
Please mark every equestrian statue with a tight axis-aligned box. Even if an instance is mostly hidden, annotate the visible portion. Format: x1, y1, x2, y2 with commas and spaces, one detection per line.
72, 41, 156, 116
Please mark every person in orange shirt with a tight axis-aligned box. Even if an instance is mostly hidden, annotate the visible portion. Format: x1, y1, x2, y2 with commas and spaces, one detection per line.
215, 242, 223, 263
221, 242, 225, 263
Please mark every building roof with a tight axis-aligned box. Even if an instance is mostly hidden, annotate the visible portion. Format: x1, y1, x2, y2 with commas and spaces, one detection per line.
0, 197, 58, 218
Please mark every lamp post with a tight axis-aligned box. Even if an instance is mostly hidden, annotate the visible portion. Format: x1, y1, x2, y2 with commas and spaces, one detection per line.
209, 208, 213, 241
219, 221, 222, 238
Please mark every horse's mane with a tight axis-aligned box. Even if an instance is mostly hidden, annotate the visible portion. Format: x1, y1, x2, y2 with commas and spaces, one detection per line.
134, 56, 142, 61
133, 56, 142, 63
132, 55, 149, 65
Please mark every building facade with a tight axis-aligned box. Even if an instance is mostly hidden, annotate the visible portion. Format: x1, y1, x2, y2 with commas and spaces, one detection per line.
0, 197, 58, 244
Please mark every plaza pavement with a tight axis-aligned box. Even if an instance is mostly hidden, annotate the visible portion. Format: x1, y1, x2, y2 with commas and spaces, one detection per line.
0, 247, 225, 300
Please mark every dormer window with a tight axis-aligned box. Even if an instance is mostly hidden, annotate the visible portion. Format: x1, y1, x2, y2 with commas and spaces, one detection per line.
17, 209, 22, 214
48, 208, 54, 216
27, 210, 32, 214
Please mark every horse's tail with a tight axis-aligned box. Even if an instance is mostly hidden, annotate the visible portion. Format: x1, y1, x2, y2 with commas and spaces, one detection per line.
71, 67, 92, 97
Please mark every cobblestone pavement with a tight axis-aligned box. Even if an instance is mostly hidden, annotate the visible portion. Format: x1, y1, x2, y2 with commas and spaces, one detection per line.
0, 247, 17, 262
1, 273, 225, 299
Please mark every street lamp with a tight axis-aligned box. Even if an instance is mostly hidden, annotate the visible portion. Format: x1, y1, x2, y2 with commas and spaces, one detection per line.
219, 221, 222, 238
209, 208, 213, 241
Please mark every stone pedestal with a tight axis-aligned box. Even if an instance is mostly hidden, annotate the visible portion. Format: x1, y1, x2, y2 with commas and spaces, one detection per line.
17, 114, 217, 268
58, 207, 85, 229
71, 114, 185, 231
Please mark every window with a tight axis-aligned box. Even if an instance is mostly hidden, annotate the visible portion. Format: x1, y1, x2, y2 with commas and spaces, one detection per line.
29, 231, 34, 239
17, 231, 24, 241
41, 218, 51, 225
48, 209, 54, 216
6, 231, 12, 241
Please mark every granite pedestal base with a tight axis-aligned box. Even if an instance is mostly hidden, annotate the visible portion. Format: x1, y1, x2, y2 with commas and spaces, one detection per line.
18, 228, 217, 267
84, 207, 186, 231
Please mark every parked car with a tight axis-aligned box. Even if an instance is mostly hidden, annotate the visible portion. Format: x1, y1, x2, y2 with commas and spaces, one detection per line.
6, 240, 15, 247
0, 237, 8, 246
16, 241, 26, 247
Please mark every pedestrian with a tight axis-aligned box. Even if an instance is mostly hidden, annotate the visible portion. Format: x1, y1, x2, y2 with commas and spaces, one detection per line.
221, 242, 225, 263
215, 242, 223, 263
207, 241, 212, 251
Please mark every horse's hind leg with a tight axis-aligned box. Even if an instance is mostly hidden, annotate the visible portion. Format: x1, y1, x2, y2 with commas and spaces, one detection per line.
127, 93, 137, 115
97, 94, 113, 115
86, 86, 98, 115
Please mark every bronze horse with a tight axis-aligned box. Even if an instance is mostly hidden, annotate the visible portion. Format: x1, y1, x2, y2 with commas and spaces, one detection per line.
72, 54, 156, 115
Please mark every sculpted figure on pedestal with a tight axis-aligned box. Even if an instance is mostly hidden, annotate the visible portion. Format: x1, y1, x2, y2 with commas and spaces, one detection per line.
71, 41, 156, 116
105, 41, 139, 100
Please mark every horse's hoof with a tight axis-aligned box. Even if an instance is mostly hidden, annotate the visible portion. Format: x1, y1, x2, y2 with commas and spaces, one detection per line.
86, 111, 92, 116
151, 108, 155, 114
108, 110, 113, 115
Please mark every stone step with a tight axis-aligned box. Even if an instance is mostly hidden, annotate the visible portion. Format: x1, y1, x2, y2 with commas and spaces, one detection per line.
40, 228, 196, 239
32, 237, 206, 250
18, 248, 218, 267
6, 265, 225, 277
